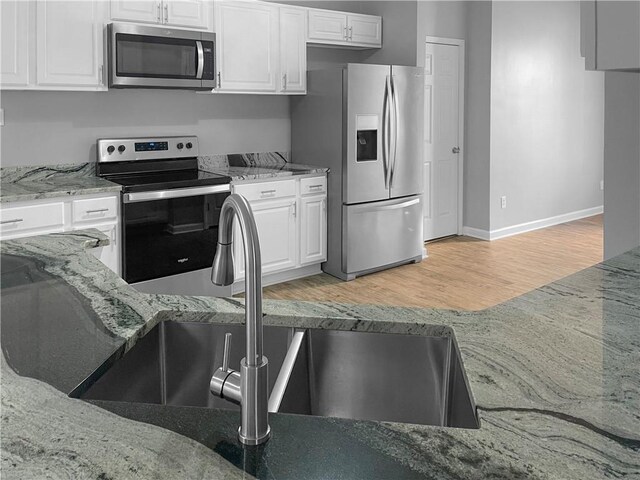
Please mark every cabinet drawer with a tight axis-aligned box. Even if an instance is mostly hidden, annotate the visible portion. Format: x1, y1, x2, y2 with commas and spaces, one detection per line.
300, 176, 327, 195
233, 179, 296, 202
0, 202, 65, 236
72, 196, 118, 223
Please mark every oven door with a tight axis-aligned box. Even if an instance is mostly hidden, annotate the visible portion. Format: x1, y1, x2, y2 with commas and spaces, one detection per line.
122, 185, 230, 284
109, 23, 215, 90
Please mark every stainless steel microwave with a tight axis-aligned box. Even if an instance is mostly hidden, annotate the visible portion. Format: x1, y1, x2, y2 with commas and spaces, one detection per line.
108, 23, 215, 90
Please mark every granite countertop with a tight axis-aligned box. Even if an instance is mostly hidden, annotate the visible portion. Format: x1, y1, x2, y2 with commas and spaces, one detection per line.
0, 163, 122, 204
0, 231, 638, 479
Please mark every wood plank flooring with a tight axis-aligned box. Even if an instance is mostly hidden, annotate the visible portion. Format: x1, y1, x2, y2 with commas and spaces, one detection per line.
259, 215, 603, 311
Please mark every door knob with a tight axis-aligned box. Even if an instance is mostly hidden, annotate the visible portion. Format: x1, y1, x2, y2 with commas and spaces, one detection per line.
452, 147, 460, 154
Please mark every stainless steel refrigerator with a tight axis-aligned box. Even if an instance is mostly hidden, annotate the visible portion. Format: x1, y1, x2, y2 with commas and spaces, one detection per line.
291, 63, 424, 281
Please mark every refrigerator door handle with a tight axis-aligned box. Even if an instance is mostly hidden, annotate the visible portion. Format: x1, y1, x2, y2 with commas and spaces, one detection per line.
389, 74, 400, 188
382, 75, 391, 189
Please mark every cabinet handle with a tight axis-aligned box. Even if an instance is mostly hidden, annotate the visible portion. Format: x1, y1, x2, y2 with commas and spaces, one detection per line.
217, 72, 221, 88
348, 26, 353, 40
0, 218, 23, 225
99, 65, 104, 85
260, 190, 276, 197
164, 3, 168, 23
343, 26, 348, 40
322, 199, 326, 212
282, 73, 287, 91
86, 208, 109, 214
308, 184, 323, 190
291, 203, 297, 218
157, 2, 161, 22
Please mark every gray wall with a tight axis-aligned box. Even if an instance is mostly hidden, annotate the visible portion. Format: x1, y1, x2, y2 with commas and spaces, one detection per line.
488, 1, 604, 231
0, 90, 290, 166
463, 1, 492, 231
603, 71, 640, 259
416, 1, 467, 67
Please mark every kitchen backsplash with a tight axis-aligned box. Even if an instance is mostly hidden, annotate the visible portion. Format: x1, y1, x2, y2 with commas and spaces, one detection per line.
198, 152, 290, 171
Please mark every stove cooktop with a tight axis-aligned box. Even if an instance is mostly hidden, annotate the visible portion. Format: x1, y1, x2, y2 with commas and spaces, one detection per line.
104, 169, 231, 193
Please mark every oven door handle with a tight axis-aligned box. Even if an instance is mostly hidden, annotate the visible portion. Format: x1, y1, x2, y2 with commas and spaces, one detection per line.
196, 41, 204, 79
123, 184, 230, 203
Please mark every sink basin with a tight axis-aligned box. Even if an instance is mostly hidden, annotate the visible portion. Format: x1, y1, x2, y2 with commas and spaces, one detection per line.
77, 321, 478, 429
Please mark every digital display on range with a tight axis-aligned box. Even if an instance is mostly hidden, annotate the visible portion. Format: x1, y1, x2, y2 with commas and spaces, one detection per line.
135, 141, 168, 152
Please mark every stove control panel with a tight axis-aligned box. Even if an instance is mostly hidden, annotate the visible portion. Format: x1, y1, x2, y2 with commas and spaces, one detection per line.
97, 136, 199, 163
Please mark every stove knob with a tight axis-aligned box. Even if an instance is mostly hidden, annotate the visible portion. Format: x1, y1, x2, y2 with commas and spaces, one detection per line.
186, 142, 193, 149
177, 142, 184, 150
118, 145, 126, 153
107, 145, 115, 154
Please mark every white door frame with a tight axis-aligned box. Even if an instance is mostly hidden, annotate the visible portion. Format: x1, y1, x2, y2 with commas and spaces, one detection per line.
424, 36, 465, 235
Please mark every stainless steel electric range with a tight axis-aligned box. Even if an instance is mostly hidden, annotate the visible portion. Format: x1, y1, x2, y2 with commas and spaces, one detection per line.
97, 135, 231, 295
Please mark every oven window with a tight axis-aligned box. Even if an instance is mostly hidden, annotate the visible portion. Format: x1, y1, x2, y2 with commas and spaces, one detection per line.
116, 33, 197, 79
123, 193, 226, 283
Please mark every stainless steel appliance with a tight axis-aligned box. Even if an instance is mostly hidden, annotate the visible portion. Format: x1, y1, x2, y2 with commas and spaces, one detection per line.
108, 23, 215, 90
96, 136, 231, 293
291, 63, 424, 280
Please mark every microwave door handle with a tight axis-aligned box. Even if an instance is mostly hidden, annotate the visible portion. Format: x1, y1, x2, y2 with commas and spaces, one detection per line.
196, 41, 204, 79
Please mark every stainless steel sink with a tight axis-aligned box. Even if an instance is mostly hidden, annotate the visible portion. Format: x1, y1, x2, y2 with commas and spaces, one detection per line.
79, 321, 478, 428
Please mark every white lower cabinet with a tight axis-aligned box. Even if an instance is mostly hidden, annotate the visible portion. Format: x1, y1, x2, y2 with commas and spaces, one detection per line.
300, 195, 327, 265
0, 194, 121, 275
231, 174, 326, 287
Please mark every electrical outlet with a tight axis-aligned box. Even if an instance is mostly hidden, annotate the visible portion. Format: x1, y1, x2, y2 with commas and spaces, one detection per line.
500, 196, 507, 209
600, 180, 604, 191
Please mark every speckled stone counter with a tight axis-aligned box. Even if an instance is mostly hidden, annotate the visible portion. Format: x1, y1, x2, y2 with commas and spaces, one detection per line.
1, 231, 639, 479
0, 163, 121, 203
198, 152, 328, 182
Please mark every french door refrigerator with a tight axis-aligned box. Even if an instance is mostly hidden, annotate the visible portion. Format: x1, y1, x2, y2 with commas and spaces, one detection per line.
291, 63, 424, 281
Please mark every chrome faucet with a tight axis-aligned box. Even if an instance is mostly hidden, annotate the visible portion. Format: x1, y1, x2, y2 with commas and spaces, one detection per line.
209, 194, 270, 446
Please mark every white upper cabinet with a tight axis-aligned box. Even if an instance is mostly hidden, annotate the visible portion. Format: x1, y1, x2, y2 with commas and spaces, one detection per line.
279, 6, 306, 94
110, 0, 160, 24
36, 0, 105, 87
0, 0, 30, 87
348, 13, 382, 47
308, 9, 347, 44
215, 0, 279, 93
110, 0, 212, 30
307, 8, 381, 48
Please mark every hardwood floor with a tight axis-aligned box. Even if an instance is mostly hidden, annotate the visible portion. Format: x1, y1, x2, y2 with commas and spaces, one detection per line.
260, 215, 603, 311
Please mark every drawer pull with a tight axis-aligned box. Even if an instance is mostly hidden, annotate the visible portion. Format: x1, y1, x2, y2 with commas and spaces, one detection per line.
86, 208, 109, 214
309, 184, 323, 190
261, 190, 277, 196
0, 218, 24, 225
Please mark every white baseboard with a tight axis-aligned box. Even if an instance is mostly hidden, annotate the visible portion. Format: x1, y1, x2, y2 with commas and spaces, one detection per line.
463, 205, 603, 241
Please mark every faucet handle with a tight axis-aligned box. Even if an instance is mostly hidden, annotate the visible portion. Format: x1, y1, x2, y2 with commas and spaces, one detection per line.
222, 332, 232, 372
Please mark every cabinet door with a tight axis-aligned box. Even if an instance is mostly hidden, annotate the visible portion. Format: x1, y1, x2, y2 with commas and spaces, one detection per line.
233, 197, 297, 280
308, 9, 347, 43
347, 14, 382, 47
36, 0, 105, 87
74, 222, 121, 276
110, 0, 160, 24
215, 0, 278, 92
300, 195, 327, 265
279, 6, 306, 94
0, 0, 30, 87
165, 0, 211, 29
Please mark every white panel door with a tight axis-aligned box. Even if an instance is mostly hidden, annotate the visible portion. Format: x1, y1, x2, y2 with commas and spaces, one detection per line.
36, 0, 104, 87
165, 0, 210, 29
307, 9, 347, 43
110, 0, 160, 24
300, 195, 327, 265
347, 14, 381, 47
233, 197, 297, 280
0, 0, 30, 87
279, 6, 306, 93
423, 42, 460, 241
215, 0, 278, 92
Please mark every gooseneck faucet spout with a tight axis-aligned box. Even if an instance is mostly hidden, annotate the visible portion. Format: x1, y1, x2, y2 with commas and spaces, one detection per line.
209, 194, 270, 445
